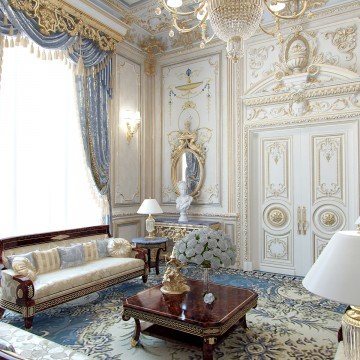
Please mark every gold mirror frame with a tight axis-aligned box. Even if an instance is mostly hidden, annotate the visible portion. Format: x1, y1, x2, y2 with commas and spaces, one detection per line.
170, 124, 205, 199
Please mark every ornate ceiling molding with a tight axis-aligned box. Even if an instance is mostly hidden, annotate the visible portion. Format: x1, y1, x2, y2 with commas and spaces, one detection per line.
9, 0, 123, 51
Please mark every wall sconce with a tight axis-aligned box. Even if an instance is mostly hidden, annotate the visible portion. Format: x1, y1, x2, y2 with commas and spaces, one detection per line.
123, 110, 141, 144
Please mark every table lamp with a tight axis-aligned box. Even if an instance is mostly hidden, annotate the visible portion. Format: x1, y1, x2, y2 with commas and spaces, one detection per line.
137, 199, 163, 239
303, 221, 360, 360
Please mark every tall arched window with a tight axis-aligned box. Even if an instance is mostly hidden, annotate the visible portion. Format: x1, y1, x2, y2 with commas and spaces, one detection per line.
0, 45, 103, 237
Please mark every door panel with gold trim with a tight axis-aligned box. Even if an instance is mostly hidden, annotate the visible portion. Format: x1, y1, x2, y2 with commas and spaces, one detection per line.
250, 122, 358, 276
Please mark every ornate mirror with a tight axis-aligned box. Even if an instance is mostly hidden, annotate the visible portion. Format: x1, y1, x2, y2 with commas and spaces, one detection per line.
170, 122, 205, 198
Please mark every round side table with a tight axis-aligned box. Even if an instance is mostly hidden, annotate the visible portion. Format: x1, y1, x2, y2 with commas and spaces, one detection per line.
132, 237, 168, 275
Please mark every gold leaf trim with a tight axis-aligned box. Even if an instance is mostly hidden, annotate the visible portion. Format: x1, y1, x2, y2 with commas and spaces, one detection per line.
8, 0, 122, 51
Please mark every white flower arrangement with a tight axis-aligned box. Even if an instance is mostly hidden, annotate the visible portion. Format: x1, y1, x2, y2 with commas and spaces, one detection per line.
173, 228, 236, 269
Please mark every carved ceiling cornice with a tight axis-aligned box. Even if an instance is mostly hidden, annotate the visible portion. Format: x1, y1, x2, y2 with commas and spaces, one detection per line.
243, 82, 360, 106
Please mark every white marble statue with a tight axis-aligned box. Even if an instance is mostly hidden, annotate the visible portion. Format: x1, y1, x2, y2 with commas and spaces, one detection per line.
176, 181, 193, 222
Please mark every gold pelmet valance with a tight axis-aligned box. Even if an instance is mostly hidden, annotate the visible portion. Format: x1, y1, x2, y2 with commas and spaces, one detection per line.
8, 0, 122, 51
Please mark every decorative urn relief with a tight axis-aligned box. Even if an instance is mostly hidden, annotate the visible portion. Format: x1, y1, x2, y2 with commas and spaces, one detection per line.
286, 38, 309, 74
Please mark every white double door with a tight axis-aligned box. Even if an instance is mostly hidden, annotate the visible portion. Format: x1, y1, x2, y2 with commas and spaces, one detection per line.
250, 122, 358, 276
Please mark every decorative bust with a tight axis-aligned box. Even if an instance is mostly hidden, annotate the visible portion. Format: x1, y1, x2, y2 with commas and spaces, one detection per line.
176, 181, 193, 222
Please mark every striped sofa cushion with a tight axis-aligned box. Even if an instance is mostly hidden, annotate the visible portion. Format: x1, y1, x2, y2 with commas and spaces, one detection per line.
83, 241, 98, 262
33, 248, 60, 274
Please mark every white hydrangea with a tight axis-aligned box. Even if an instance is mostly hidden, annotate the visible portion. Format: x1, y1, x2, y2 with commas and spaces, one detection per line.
188, 238, 197, 248
178, 242, 187, 253
203, 250, 214, 261
210, 257, 221, 269
219, 240, 228, 251
194, 254, 204, 265
213, 248, 222, 257
195, 244, 203, 254
185, 248, 195, 258
208, 238, 217, 249
174, 229, 236, 269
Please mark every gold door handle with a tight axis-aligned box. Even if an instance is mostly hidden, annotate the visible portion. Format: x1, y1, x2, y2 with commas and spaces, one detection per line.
302, 206, 308, 235
297, 206, 308, 235
297, 206, 302, 234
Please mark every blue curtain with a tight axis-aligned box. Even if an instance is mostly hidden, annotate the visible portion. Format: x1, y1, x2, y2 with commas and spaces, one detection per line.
0, 0, 113, 230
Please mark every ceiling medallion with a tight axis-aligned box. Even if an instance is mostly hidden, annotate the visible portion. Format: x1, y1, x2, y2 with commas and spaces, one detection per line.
156, 0, 326, 62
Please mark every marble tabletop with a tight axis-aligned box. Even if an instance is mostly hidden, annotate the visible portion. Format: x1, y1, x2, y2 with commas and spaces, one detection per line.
132, 237, 168, 245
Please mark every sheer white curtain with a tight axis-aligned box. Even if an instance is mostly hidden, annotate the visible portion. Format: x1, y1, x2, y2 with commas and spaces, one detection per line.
0, 45, 103, 237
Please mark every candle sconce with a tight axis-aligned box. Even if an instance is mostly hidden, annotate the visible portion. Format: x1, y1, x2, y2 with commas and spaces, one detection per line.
122, 110, 141, 144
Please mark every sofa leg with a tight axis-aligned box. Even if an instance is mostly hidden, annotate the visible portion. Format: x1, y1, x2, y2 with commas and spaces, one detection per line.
24, 316, 34, 329
0, 307, 5, 318
142, 275, 148, 283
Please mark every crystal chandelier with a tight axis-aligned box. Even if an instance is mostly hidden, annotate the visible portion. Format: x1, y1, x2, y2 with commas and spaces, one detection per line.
156, 0, 321, 62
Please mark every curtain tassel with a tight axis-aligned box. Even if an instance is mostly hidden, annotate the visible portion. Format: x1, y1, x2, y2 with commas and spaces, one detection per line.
59, 51, 64, 61
4, 37, 9, 48
9, 37, 14, 48
4, 15, 8, 26
54, 50, 59, 60
9, 26, 14, 37
37, 47, 41, 58
15, 34, 21, 46
30, 42, 34, 54
48, 51, 53, 61
41, 49, 46, 60
76, 55, 85, 76
20, 36, 27, 47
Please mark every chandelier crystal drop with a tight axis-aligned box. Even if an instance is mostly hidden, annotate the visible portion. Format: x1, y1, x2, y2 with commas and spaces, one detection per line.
158, 0, 318, 62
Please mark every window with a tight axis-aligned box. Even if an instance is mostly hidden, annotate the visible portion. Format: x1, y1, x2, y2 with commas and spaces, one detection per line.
0, 45, 103, 237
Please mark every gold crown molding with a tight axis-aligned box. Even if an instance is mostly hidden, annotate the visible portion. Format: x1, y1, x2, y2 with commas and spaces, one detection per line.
8, 0, 123, 51
140, 37, 166, 76
243, 82, 360, 107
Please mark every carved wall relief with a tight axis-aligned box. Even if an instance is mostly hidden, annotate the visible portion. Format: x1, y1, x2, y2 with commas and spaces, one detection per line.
313, 135, 344, 202
264, 232, 293, 264
263, 139, 290, 201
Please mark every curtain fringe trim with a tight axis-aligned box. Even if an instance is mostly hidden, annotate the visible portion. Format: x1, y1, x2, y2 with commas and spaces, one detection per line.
0, 33, 111, 77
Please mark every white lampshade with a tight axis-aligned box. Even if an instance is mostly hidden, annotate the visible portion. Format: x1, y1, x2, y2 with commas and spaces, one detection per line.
303, 231, 360, 306
137, 199, 163, 215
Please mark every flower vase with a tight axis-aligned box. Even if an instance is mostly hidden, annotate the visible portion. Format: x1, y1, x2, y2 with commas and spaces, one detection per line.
202, 267, 215, 304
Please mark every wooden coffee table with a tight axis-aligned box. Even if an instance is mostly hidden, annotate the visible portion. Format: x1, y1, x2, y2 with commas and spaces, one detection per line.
122, 279, 258, 360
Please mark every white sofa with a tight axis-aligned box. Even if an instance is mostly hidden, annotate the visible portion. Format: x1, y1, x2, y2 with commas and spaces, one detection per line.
0, 226, 147, 328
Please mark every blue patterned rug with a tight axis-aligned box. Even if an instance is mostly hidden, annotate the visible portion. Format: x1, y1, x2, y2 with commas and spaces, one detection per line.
2, 266, 345, 359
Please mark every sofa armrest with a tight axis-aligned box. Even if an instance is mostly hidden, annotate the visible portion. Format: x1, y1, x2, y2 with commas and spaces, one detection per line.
12, 275, 35, 307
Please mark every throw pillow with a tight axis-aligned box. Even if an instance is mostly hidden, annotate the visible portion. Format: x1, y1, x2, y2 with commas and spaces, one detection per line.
33, 248, 61, 274
4, 252, 35, 270
12, 257, 37, 282
96, 238, 109, 258
57, 244, 85, 269
108, 238, 132, 258
83, 241, 99, 262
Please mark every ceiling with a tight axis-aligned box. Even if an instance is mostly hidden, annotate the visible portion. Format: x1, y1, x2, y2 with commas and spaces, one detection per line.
89, 0, 352, 52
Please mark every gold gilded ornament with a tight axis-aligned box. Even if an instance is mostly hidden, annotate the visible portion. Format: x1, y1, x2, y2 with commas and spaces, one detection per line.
9, 0, 120, 51
160, 253, 190, 295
